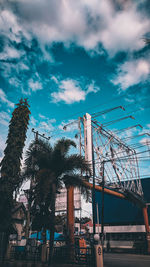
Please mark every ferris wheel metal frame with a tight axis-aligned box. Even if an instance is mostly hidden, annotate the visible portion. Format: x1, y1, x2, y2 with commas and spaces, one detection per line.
81, 113, 143, 197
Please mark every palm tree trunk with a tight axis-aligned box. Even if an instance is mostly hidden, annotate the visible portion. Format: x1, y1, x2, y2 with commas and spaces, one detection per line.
25, 205, 30, 239
67, 186, 75, 261
43, 228, 46, 244
48, 183, 56, 266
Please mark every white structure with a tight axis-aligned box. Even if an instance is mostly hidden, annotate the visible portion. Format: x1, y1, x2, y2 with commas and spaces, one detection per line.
83, 113, 93, 173
18, 194, 28, 208
83, 112, 143, 195
55, 187, 81, 212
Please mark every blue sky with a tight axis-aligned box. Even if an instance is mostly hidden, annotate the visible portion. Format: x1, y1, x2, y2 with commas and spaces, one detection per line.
0, 0, 150, 190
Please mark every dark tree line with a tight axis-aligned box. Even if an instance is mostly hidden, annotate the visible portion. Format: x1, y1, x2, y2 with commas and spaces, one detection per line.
0, 99, 90, 266
0, 99, 30, 233
23, 137, 90, 264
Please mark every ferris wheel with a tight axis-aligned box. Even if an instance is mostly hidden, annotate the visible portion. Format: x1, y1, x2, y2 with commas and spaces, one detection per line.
82, 112, 143, 196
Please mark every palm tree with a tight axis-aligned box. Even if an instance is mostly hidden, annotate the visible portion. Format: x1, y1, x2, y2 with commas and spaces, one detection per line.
23, 139, 52, 240
23, 138, 91, 265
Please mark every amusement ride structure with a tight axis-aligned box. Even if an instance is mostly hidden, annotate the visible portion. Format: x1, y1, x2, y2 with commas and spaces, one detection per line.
65, 106, 150, 253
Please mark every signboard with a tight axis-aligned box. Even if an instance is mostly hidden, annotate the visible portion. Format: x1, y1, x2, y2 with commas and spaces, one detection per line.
79, 238, 87, 255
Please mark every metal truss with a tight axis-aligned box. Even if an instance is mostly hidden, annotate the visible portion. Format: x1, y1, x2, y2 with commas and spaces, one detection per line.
81, 113, 143, 196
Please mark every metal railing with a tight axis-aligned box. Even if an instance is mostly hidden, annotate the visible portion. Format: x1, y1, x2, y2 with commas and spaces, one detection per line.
8, 244, 94, 266
52, 246, 94, 266
9, 245, 41, 262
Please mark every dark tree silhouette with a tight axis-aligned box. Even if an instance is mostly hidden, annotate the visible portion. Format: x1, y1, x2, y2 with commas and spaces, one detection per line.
23, 138, 90, 265
0, 98, 30, 234
0, 98, 30, 196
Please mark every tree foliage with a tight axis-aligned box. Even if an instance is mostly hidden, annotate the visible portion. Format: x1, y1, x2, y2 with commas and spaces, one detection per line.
24, 138, 91, 231
0, 98, 30, 195
0, 99, 30, 234
23, 138, 91, 263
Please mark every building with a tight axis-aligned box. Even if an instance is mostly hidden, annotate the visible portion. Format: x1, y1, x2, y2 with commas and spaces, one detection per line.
55, 187, 81, 213
11, 202, 26, 242
95, 178, 150, 226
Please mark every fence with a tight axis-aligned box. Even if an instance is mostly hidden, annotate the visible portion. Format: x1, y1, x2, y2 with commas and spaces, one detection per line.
0, 232, 8, 263
7, 244, 94, 266
9, 245, 41, 262
52, 246, 94, 266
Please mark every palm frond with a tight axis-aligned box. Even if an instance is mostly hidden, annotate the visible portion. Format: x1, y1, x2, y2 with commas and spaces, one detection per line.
54, 138, 76, 156
62, 174, 90, 201
23, 138, 52, 179
63, 154, 91, 175
34, 169, 53, 204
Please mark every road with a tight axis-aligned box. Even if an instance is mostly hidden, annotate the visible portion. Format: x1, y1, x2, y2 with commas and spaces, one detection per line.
2, 253, 150, 267
104, 253, 150, 267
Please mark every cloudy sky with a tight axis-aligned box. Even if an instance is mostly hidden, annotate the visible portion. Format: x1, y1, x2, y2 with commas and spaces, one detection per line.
0, 0, 150, 199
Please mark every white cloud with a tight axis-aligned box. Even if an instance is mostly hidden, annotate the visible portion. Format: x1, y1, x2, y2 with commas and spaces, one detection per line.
0, 89, 14, 108
40, 115, 56, 123
0, 134, 6, 162
0, 46, 22, 60
51, 79, 85, 104
112, 59, 150, 91
30, 116, 37, 126
140, 137, 150, 145
28, 80, 43, 92
39, 114, 56, 123
39, 120, 54, 132
51, 77, 99, 104
37, 115, 56, 133
0, 111, 10, 126
49, 118, 56, 123
51, 76, 59, 84
59, 119, 78, 132
8, 77, 20, 88
0, 58, 30, 89
87, 81, 100, 94
124, 98, 135, 103
0, 9, 30, 43
117, 126, 139, 141
0, 1, 149, 56
99, 8, 149, 55
20, 63, 29, 70
39, 114, 46, 119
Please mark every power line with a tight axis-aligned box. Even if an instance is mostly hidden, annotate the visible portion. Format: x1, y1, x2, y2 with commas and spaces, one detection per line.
102, 115, 135, 127
91, 106, 125, 118
121, 133, 150, 142
32, 128, 51, 141
114, 124, 143, 133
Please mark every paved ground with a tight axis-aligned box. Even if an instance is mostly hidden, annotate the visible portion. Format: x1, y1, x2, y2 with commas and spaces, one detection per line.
1, 253, 150, 267
104, 253, 150, 267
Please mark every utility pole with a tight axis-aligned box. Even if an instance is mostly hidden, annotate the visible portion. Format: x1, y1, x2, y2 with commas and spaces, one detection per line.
78, 117, 82, 235
101, 161, 105, 247
83, 113, 96, 236
146, 140, 150, 158
32, 128, 51, 141
92, 140, 96, 236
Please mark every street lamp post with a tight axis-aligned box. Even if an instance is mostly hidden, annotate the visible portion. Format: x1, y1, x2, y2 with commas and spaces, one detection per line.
92, 141, 96, 236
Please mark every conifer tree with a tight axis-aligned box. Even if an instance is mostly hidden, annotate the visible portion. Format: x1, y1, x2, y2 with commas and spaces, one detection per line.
0, 98, 30, 196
